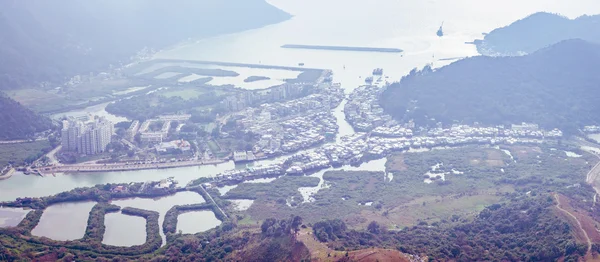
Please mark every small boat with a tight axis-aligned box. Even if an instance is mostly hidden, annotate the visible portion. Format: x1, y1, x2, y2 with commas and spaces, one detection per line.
298, 62, 305, 66
437, 22, 444, 37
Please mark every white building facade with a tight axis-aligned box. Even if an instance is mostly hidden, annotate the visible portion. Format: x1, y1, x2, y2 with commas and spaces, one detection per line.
61, 117, 113, 155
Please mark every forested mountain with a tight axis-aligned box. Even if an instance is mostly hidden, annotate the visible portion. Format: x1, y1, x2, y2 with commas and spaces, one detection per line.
380, 39, 600, 133
0, 94, 53, 140
0, 0, 290, 90
475, 12, 600, 56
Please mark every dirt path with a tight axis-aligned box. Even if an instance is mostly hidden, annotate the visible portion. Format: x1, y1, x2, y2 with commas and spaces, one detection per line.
554, 194, 592, 254
297, 228, 341, 260
297, 228, 415, 262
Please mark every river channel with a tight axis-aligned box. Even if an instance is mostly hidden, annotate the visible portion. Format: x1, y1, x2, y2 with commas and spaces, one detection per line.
2, 0, 599, 243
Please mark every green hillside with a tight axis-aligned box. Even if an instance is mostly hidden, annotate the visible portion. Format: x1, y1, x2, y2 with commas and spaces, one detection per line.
381, 39, 600, 134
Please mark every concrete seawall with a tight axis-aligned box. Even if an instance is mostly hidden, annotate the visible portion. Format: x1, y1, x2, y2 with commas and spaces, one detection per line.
38, 159, 227, 174
281, 44, 403, 53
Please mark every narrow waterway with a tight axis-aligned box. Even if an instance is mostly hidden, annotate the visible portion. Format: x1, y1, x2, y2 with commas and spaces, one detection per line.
333, 100, 356, 143
0, 161, 234, 202
298, 158, 388, 203
51, 102, 129, 123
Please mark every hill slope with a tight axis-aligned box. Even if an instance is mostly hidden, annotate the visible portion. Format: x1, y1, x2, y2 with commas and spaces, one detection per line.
475, 12, 600, 56
0, 94, 53, 140
380, 39, 600, 133
0, 0, 290, 90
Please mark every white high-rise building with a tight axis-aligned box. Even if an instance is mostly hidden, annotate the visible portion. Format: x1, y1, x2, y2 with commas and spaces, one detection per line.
61, 120, 84, 151
61, 117, 113, 155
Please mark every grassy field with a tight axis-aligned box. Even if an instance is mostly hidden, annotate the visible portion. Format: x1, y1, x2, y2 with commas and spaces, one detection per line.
223, 145, 595, 230
207, 140, 221, 154
0, 140, 52, 167
7, 78, 148, 113
7, 89, 69, 112
160, 88, 206, 100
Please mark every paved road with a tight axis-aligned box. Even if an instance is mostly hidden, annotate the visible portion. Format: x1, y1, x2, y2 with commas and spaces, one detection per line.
45, 145, 62, 166
0, 138, 48, 144
198, 185, 228, 219
39, 159, 227, 173
582, 145, 600, 194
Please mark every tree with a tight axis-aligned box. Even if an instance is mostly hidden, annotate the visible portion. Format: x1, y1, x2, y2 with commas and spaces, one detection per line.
211, 128, 220, 139
261, 218, 277, 234
110, 153, 119, 161
291, 215, 303, 235
367, 221, 382, 234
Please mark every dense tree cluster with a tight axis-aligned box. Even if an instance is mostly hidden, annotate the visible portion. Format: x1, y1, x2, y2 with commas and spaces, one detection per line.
312, 218, 348, 242
260, 215, 303, 237
380, 39, 600, 134
105, 92, 226, 120
83, 203, 121, 243
475, 12, 600, 56
284, 69, 324, 84
324, 196, 585, 261
0, 94, 53, 140
139, 66, 238, 79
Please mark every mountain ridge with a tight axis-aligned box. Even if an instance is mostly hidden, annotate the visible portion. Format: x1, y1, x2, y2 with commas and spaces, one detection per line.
0, 93, 53, 140
475, 12, 600, 56
0, 0, 291, 90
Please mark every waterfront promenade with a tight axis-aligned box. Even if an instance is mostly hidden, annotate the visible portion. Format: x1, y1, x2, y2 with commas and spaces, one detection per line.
38, 159, 227, 174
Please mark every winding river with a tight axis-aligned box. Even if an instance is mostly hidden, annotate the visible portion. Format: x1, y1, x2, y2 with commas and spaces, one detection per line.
2, 0, 599, 243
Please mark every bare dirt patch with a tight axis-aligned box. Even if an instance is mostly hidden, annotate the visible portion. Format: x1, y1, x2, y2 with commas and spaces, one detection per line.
298, 228, 412, 262
510, 145, 541, 159
485, 149, 505, 167
365, 177, 378, 192
387, 155, 408, 171
486, 149, 503, 160
379, 194, 502, 228
348, 248, 412, 262
485, 160, 504, 167
348, 183, 359, 190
